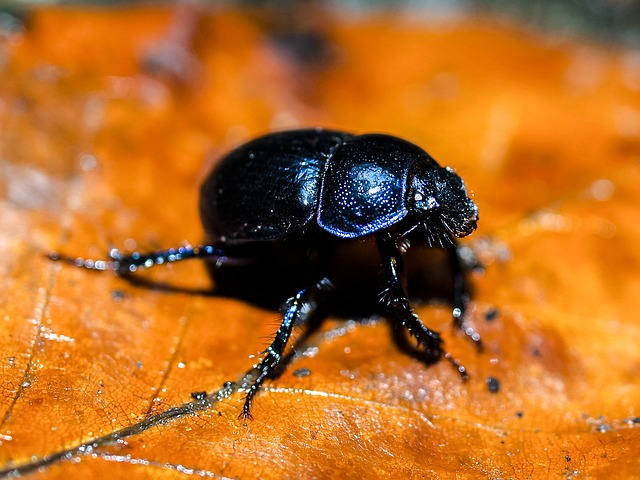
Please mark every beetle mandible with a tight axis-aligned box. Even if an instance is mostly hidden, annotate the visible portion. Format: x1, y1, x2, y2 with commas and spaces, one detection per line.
51, 128, 482, 419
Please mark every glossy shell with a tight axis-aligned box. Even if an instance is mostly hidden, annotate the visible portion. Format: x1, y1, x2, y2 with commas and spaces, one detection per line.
199, 129, 441, 242
317, 134, 439, 238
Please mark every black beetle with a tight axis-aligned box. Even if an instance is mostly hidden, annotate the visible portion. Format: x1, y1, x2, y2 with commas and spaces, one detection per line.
51, 128, 481, 419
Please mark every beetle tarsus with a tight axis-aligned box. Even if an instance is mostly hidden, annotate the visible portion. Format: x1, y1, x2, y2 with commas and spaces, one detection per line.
47, 251, 121, 271
452, 304, 483, 353
444, 352, 469, 381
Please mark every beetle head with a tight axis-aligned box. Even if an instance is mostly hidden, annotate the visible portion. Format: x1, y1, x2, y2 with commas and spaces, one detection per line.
407, 163, 478, 241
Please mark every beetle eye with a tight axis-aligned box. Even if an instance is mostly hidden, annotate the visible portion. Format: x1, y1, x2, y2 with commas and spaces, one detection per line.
413, 192, 439, 210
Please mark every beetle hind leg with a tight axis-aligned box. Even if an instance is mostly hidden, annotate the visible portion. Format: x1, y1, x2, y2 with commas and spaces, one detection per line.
49, 244, 232, 276
240, 277, 333, 420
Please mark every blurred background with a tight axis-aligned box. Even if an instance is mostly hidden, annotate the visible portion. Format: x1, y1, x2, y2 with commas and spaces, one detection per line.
1, 1, 639, 478
2, 0, 640, 45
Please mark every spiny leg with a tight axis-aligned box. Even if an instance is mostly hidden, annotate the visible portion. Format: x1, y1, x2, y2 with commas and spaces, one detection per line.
377, 232, 468, 379
444, 240, 482, 351
49, 244, 237, 275
241, 277, 333, 420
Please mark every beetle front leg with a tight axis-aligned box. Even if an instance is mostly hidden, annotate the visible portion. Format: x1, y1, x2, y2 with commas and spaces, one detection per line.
377, 233, 468, 379
444, 240, 483, 351
241, 277, 333, 420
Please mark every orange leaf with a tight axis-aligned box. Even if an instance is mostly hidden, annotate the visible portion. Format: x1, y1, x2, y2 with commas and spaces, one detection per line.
0, 5, 639, 479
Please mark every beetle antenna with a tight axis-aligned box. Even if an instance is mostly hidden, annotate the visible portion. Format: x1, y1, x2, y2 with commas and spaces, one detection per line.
48, 244, 229, 276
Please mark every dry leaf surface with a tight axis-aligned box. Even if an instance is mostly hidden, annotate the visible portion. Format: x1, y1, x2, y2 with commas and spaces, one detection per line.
0, 6, 639, 479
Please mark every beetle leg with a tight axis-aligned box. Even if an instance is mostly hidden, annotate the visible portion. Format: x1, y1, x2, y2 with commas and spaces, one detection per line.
48, 244, 243, 276
445, 240, 483, 351
376, 232, 468, 379
241, 277, 333, 420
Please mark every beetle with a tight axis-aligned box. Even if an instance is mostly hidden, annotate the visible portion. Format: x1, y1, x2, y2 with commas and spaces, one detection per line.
51, 128, 482, 419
